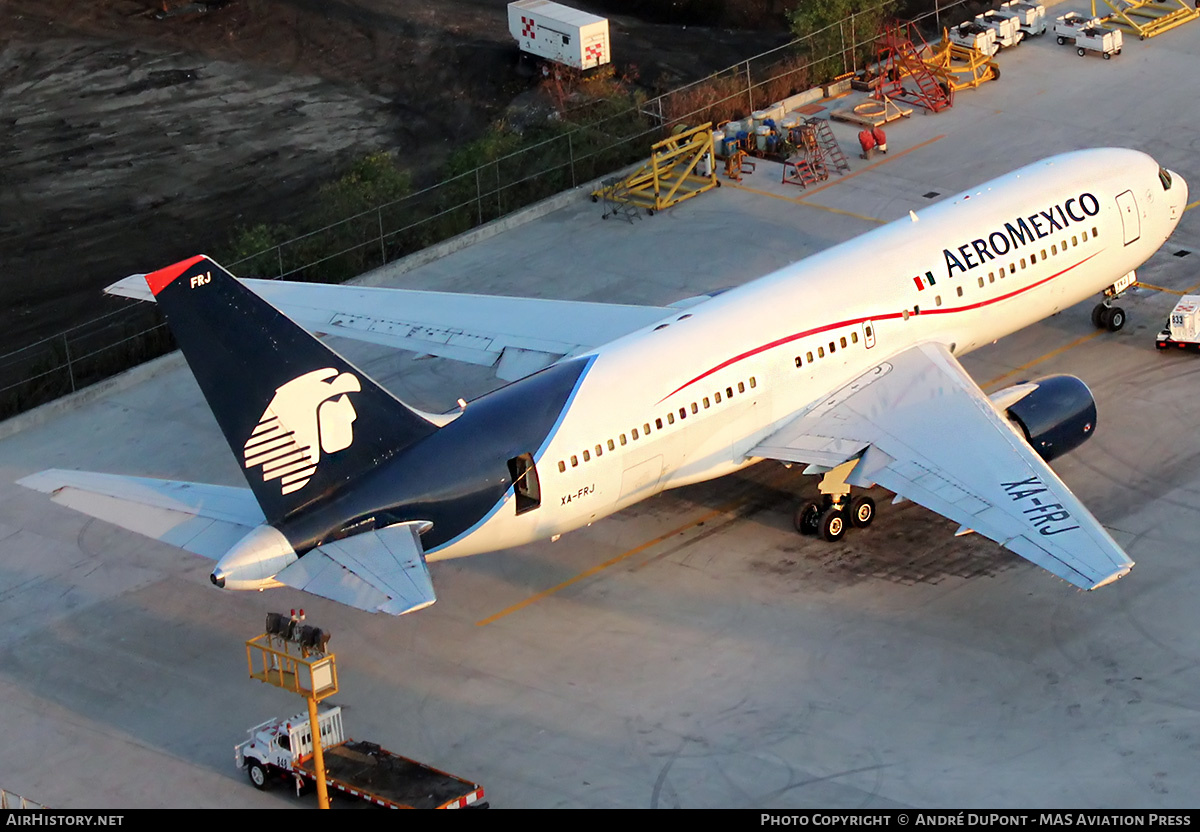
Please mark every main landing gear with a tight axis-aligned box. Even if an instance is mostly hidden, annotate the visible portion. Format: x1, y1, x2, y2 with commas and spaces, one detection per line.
792, 458, 875, 542
794, 494, 876, 541
1092, 270, 1137, 332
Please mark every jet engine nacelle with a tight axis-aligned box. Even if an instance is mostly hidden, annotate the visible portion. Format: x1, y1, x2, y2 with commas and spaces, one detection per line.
210, 525, 298, 591
999, 374, 1097, 462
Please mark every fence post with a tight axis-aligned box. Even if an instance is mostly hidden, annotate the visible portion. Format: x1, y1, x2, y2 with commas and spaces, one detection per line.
475, 167, 483, 225
63, 334, 75, 394
851, 14, 857, 73
276, 245, 284, 279
568, 132, 576, 188
378, 206, 386, 266
495, 163, 501, 219
745, 61, 753, 112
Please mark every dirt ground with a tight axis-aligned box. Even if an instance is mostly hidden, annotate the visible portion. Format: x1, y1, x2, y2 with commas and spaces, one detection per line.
0, 0, 789, 354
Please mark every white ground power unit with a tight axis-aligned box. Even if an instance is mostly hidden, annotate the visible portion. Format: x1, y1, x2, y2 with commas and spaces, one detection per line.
508, 0, 611, 70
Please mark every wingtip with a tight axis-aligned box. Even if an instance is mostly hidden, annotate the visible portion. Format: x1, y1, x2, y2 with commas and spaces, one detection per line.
1090, 564, 1134, 590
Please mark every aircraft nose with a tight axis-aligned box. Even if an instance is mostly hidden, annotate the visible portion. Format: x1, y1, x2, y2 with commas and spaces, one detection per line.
1167, 168, 1188, 223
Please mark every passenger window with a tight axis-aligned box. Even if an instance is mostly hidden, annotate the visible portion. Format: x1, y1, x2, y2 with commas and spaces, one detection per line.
583, 449, 590, 461
571, 455, 578, 467
703, 397, 710, 408
1072, 235, 1078, 246
988, 273, 994, 283
726, 386, 734, 398
1051, 244, 1058, 255
806, 351, 814, 363
558, 461, 566, 473
594, 444, 602, 457
999, 267, 1005, 278
620, 434, 627, 445
1092, 227, 1098, 236
678, 408, 686, 420
865, 325, 873, 338
632, 428, 639, 440
795, 356, 803, 367
1030, 253, 1037, 264
850, 332, 858, 344
715, 392, 722, 403
829, 342, 836, 353
666, 413, 674, 424
957, 286, 964, 297
818, 346, 825, 358
978, 277, 984, 287
644, 423, 651, 434
749, 377, 756, 388
691, 402, 698, 413
840, 336, 847, 348
935, 295, 943, 307
1020, 258, 1026, 269
607, 439, 615, 451
1082, 232, 1088, 242
655, 418, 663, 429
737, 382, 745, 393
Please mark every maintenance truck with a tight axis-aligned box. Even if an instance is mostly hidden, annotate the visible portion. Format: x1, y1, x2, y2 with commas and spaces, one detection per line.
1156, 296, 1200, 351
236, 706, 486, 809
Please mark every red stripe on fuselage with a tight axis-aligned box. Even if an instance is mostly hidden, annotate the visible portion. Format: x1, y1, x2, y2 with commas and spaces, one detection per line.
145, 254, 207, 296
657, 251, 1102, 403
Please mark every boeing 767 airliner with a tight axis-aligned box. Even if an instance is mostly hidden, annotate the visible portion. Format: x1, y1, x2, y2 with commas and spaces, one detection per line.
21, 148, 1188, 614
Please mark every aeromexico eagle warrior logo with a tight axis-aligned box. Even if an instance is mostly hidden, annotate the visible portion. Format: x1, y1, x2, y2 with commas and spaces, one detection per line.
244, 368, 361, 495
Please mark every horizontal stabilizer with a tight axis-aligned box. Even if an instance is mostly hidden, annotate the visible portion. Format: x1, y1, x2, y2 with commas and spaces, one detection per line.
275, 522, 436, 615
17, 469, 263, 559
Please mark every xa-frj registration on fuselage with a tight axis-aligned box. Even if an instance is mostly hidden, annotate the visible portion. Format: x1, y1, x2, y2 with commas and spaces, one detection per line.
21, 148, 1187, 614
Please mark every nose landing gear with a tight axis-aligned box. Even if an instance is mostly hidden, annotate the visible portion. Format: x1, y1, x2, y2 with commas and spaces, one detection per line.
1093, 270, 1136, 332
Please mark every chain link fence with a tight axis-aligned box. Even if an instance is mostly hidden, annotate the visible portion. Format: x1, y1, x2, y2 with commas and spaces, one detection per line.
0, 0, 974, 420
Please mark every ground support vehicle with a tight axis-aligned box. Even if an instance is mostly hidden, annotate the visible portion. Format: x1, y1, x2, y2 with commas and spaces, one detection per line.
236, 707, 486, 809
1075, 25, 1123, 58
507, 0, 610, 71
1001, 1, 1048, 36
948, 21, 1000, 55
1055, 12, 1102, 43
976, 10, 1027, 47
1156, 296, 1200, 351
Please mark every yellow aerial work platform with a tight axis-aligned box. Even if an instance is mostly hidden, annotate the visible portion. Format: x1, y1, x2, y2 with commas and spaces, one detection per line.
1093, 0, 1198, 39
591, 122, 718, 216
926, 31, 1000, 92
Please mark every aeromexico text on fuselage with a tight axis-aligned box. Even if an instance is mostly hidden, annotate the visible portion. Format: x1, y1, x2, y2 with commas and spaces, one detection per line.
933, 191, 1102, 280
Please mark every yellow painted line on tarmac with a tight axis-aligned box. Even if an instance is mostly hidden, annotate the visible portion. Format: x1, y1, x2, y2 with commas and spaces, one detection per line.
983, 330, 1106, 390
796, 134, 947, 200
724, 181, 882, 223
1135, 281, 1187, 296
475, 499, 746, 627
723, 180, 800, 205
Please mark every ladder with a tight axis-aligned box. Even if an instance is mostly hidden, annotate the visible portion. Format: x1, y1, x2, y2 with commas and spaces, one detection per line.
875, 23, 952, 113
810, 118, 850, 175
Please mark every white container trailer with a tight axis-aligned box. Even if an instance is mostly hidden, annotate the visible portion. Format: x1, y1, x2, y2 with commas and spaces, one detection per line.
1075, 25, 1123, 59
948, 21, 1000, 56
975, 10, 1026, 48
508, 1, 611, 70
1000, 1, 1047, 36
1156, 296, 1200, 351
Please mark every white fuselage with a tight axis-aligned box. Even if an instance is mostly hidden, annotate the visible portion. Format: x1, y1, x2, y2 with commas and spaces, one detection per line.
429, 148, 1187, 559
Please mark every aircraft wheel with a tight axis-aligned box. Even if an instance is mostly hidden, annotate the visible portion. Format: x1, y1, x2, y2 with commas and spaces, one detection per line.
850, 496, 876, 528
794, 500, 822, 535
248, 760, 270, 791
820, 508, 847, 542
1092, 303, 1108, 329
1106, 306, 1126, 331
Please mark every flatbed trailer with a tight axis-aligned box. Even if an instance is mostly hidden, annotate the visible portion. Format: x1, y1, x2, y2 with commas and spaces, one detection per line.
236, 706, 486, 809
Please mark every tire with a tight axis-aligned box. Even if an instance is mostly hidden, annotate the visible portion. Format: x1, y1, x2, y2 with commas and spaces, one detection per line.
850, 496, 876, 529
819, 508, 847, 542
247, 760, 270, 791
1106, 306, 1126, 332
1103, 52, 1111, 60
1091, 303, 1107, 329
1057, 36, 1067, 45
794, 500, 822, 536
1077, 47, 1086, 56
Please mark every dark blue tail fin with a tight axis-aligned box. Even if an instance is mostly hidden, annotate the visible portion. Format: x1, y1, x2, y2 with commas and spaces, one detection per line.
147, 255, 438, 524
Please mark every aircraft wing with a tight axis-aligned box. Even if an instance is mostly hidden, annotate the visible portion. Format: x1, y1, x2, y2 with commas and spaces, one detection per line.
107, 275, 673, 381
275, 523, 436, 615
16, 469, 264, 559
749, 342, 1134, 590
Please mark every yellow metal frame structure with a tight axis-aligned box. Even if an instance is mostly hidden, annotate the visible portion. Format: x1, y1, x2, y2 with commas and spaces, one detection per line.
246, 632, 340, 809
1092, 0, 1198, 39
591, 122, 718, 215
925, 32, 1000, 92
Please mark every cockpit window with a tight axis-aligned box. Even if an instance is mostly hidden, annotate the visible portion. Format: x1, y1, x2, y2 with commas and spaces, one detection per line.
1159, 167, 1173, 191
